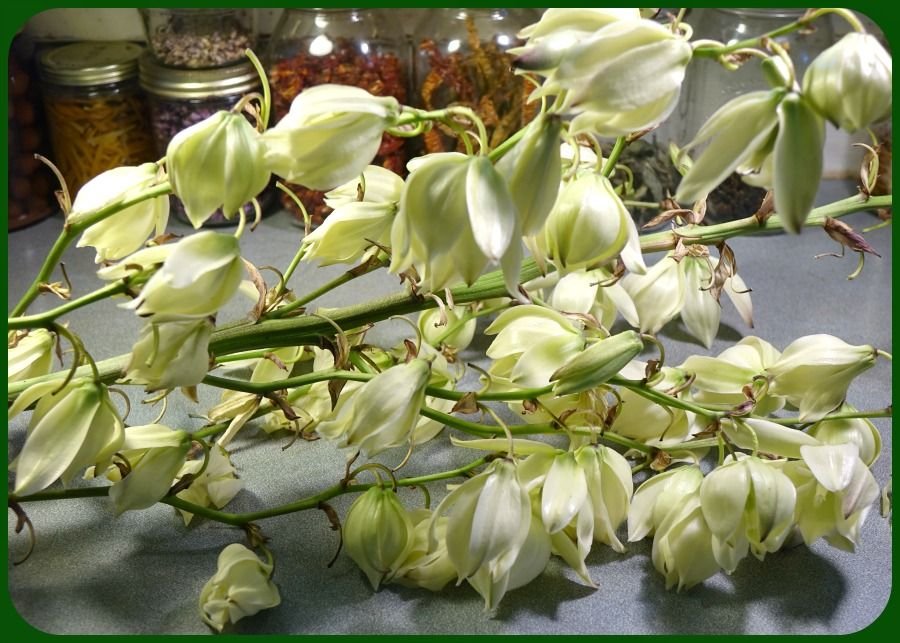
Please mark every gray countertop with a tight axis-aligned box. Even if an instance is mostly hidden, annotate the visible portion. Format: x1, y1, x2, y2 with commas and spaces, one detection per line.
6, 181, 893, 634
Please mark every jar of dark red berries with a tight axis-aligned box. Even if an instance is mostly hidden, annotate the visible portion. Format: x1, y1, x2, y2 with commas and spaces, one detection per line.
139, 53, 272, 226
267, 8, 408, 226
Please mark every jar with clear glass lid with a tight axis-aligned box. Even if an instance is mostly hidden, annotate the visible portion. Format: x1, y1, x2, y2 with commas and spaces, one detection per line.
139, 53, 271, 226
412, 8, 541, 154
140, 8, 255, 69
39, 41, 156, 196
267, 8, 409, 226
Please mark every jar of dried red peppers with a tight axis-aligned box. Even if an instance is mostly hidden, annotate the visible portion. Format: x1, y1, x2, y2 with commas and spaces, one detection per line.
267, 8, 408, 226
39, 41, 156, 196
412, 9, 540, 154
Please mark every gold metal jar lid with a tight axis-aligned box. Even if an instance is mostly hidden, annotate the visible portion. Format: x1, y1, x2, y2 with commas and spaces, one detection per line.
138, 53, 260, 99
39, 41, 144, 86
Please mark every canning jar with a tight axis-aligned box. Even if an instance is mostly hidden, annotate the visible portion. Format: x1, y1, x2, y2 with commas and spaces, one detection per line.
140, 54, 271, 226
267, 8, 408, 226
412, 8, 540, 154
140, 8, 255, 69
8, 34, 56, 230
39, 41, 156, 196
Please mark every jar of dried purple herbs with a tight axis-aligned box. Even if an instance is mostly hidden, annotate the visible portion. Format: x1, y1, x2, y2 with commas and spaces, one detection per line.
139, 54, 271, 226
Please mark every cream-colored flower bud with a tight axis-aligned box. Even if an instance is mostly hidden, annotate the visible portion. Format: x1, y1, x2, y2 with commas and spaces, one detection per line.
343, 487, 416, 589
199, 543, 280, 632
622, 254, 685, 335
433, 459, 532, 581
70, 163, 169, 262
782, 444, 880, 550
167, 112, 270, 228
700, 456, 796, 572
262, 84, 400, 190
9, 378, 124, 496
675, 90, 783, 205
802, 32, 892, 132
125, 319, 213, 392
8, 329, 54, 383
808, 404, 882, 466
485, 305, 585, 388
512, 9, 639, 72
538, 173, 633, 272
651, 494, 720, 591
495, 113, 562, 235
124, 231, 244, 322
767, 334, 877, 422
773, 92, 825, 234
316, 358, 431, 457
680, 256, 721, 349
303, 166, 403, 266
555, 20, 692, 136
108, 424, 190, 514
628, 465, 704, 542
392, 509, 459, 592
550, 330, 643, 395
175, 445, 243, 525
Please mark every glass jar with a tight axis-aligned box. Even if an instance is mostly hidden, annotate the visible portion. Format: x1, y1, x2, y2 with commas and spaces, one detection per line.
267, 8, 408, 226
139, 54, 271, 227
8, 34, 56, 230
658, 9, 836, 220
39, 41, 156, 196
140, 8, 255, 69
412, 8, 541, 154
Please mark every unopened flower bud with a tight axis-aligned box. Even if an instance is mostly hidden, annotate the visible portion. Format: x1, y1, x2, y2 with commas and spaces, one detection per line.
70, 163, 169, 262
199, 543, 280, 632
675, 90, 783, 205
8, 329, 55, 383
167, 112, 270, 228
802, 32, 892, 132
262, 84, 400, 190
651, 493, 720, 591
495, 113, 562, 235
550, 330, 643, 395
773, 92, 825, 234
722, 417, 821, 459
343, 486, 416, 589
124, 231, 244, 322
628, 465, 704, 542
418, 306, 476, 352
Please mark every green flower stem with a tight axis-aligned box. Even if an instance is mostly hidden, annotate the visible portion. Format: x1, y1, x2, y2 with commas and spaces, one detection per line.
7, 354, 130, 400
7, 280, 132, 330
9, 181, 172, 318
760, 407, 893, 426
203, 369, 554, 402
638, 193, 893, 253
691, 9, 860, 58
10, 457, 492, 527
609, 375, 725, 420
209, 260, 544, 354
601, 137, 628, 178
